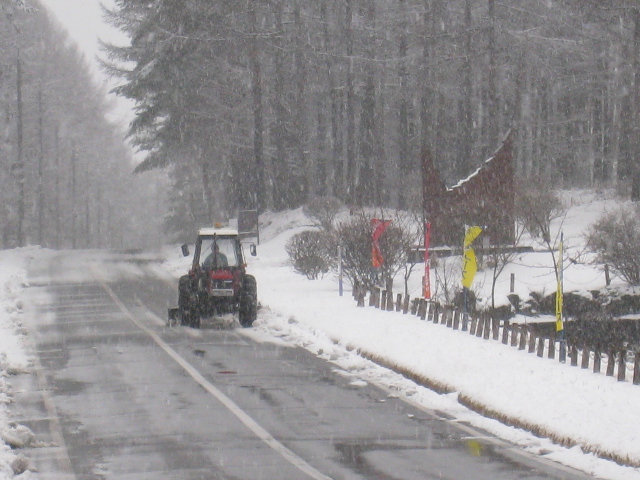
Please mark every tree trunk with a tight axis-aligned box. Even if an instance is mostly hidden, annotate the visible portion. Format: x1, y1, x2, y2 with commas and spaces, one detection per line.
631, 8, 640, 200
461, 0, 474, 176
345, 0, 356, 203
485, 0, 499, 156
71, 149, 77, 249
54, 124, 61, 249
37, 84, 45, 246
294, 1, 312, 203
420, 1, 438, 161
16, 50, 25, 247
248, 3, 264, 212
356, 0, 377, 206
272, 1, 287, 210
397, 0, 409, 209
607, 26, 624, 185
320, 0, 342, 199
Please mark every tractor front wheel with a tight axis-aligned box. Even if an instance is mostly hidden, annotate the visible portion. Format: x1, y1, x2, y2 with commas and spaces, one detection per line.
238, 294, 257, 327
238, 275, 258, 327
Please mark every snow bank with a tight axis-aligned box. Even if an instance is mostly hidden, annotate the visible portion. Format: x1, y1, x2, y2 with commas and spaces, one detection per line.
0, 248, 38, 478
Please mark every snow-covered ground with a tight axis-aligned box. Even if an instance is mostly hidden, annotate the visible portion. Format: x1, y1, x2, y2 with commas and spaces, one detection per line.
160, 189, 640, 480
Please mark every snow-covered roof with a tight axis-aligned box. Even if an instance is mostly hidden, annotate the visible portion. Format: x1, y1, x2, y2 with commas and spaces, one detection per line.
198, 227, 239, 237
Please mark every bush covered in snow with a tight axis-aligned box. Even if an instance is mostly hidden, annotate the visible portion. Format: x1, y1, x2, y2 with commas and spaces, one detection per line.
332, 211, 419, 291
285, 230, 333, 280
302, 196, 343, 232
587, 207, 640, 286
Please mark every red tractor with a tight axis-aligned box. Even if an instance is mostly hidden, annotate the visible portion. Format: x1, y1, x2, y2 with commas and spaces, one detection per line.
169, 227, 258, 328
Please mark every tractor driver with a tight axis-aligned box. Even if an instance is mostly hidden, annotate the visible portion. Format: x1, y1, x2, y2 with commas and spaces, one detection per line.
202, 242, 228, 269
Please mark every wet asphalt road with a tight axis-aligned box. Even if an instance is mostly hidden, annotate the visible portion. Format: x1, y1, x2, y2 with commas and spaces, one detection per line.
13, 250, 593, 480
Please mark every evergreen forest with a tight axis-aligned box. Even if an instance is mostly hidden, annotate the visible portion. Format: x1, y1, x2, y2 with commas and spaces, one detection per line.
0, 0, 164, 249
105, 0, 640, 239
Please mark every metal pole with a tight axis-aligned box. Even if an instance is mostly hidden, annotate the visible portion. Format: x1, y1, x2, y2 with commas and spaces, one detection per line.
338, 245, 343, 296
558, 232, 566, 363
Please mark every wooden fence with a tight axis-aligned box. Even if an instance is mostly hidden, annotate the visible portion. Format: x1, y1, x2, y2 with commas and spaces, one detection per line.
353, 286, 640, 385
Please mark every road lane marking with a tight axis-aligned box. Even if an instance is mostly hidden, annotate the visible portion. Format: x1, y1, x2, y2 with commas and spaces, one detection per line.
94, 269, 334, 480
23, 335, 76, 478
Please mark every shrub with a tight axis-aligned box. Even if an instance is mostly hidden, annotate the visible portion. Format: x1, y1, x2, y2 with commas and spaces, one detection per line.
587, 207, 640, 286
515, 176, 563, 243
303, 196, 343, 232
331, 210, 419, 291
285, 230, 333, 280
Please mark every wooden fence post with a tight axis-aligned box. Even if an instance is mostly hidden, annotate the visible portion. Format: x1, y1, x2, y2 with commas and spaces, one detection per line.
510, 324, 518, 347
502, 320, 509, 344
606, 351, 615, 377
570, 345, 578, 366
410, 298, 419, 315
453, 310, 460, 330
356, 289, 365, 307
548, 332, 556, 359
594, 350, 601, 374
581, 346, 590, 369
518, 326, 527, 350
492, 318, 500, 341
479, 312, 486, 338
537, 336, 545, 357
380, 290, 387, 310
618, 350, 626, 382
420, 299, 428, 320
483, 314, 491, 339
446, 308, 454, 328
469, 315, 478, 335
386, 291, 394, 311
634, 352, 640, 385
528, 328, 536, 353
461, 312, 469, 331
439, 307, 446, 326
395, 293, 402, 312
433, 303, 441, 324
402, 295, 410, 314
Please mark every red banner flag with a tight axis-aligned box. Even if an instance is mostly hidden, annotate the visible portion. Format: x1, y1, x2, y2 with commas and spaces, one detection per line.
371, 218, 392, 268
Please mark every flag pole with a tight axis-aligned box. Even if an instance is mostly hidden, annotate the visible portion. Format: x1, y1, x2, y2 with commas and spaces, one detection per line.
557, 231, 566, 363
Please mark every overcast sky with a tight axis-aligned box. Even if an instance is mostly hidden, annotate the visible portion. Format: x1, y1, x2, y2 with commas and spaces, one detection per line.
38, 0, 134, 127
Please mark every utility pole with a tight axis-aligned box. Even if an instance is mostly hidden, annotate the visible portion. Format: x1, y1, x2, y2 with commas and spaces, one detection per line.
38, 84, 45, 246
71, 148, 77, 249
16, 49, 25, 247
54, 124, 61, 249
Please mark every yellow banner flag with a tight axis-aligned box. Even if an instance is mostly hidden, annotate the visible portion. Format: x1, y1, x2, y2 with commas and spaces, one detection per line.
462, 248, 477, 289
464, 226, 483, 249
462, 226, 482, 289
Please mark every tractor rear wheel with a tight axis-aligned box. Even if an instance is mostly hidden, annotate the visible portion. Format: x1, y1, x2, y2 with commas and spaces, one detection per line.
243, 274, 257, 297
